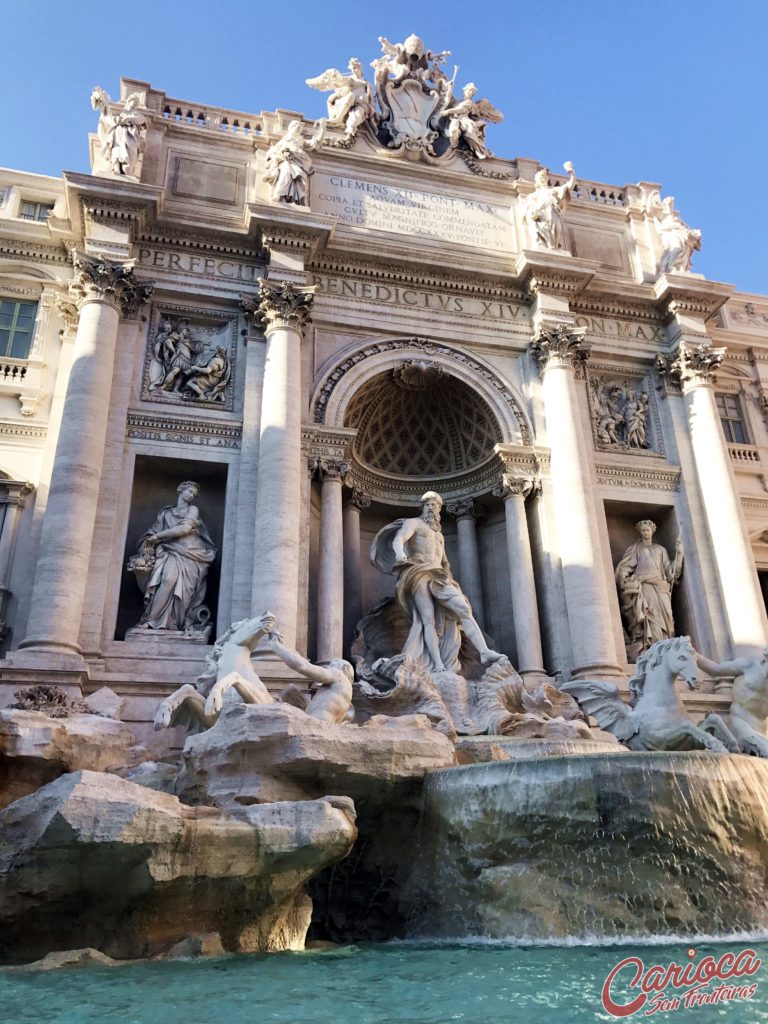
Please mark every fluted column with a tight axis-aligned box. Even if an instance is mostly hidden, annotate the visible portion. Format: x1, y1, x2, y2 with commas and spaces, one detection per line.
531, 325, 620, 678
343, 488, 369, 654
312, 457, 348, 663
492, 474, 545, 676
250, 281, 315, 648
0, 481, 33, 642
19, 251, 152, 664
658, 341, 768, 655
446, 498, 486, 629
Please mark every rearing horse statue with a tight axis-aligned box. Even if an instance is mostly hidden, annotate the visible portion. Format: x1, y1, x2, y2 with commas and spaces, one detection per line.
562, 636, 740, 753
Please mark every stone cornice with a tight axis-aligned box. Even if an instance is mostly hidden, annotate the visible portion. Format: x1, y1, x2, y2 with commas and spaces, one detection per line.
246, 203, 336, 257
126, 411, 242, 449
62, 171, 163, 243
138, 229, 266, 261
0, 236, 69, 265
594, 460, 682, 492
653, 273, 735, 323
514, 250, 600, 299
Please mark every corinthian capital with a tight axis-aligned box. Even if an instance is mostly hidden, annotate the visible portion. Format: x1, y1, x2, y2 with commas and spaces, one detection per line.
493, 474, 537, 500
530, 324, 590, 376
445, 498, 485, 521
655, 340, 726, 391
68, 250, 153, 317
309, 456, 349, 481
249, 280, 316, 332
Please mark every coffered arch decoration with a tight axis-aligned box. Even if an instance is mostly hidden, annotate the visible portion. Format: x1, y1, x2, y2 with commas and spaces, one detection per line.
310, 337, 533, 505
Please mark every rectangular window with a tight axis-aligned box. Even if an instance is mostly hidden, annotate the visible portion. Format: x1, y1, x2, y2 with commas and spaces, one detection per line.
716, 392, 748, 444
0, 299, 37, 359
19, 200, 53, 222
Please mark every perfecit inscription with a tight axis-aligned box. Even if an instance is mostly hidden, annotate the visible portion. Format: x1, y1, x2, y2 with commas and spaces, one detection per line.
313, 173, 515, 251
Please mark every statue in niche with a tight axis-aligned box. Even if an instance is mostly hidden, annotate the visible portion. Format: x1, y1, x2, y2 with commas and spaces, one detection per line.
370, 491, 503, 675
590, 379, 650, 449
263, 119, 326, 205
521, 161, 577, 251
696, 647, 768, 757
440, 82, 503, 160
147, 318, 231, 402
306, 60, 375, 140
127, 481, 216, 640
615, 519, 683, 659
90, 87, 148, 178
652, 196, 702, 274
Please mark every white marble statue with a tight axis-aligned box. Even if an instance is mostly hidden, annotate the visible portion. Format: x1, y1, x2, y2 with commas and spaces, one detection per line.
655, 197, 702, 274
147, 317, 229, 401
263, 119, 326, 205
522, 162, 576, 251
91, 87, 147, 178
562, 636, 739, 752
268, 634, 354, 725
625, 389, 650, 449
697, 648, 768, 757
128, 481, 216, 638
592, 382, 625, 445
182, 346, 231, 402
441, 82, 503, 159
154, 613, 276, 731
615, 520, 683, 658
306, 59, 375, 140
370, 491, 503, 675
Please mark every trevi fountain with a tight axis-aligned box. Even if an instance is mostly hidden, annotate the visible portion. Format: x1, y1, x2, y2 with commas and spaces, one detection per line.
1, 30, 768, 1024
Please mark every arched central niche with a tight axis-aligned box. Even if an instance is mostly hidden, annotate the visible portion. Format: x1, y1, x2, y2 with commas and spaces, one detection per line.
345, 362, 502, 478
311, 337, 531, 504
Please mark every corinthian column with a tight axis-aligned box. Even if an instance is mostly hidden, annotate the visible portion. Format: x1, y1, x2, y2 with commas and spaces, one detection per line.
312, 457, 348, 663
492, 474, 544, 676
250, 281, 315, 648
531, 325, 620, 678
18, 252, 152, 667
343, 488, 369, 654
446, 499, 486, 629
658, 341, 768, 654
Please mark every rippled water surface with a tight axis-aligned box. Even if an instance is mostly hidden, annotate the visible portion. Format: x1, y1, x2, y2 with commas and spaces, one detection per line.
3, 940, 768, 1024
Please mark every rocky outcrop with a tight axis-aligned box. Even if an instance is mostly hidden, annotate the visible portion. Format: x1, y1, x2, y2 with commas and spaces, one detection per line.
0, 770, 356, 964
176, 702, 456, 811
0, 710, 145, 809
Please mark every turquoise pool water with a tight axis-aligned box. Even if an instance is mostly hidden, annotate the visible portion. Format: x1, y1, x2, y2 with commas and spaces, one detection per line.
2, 939, 768, 1024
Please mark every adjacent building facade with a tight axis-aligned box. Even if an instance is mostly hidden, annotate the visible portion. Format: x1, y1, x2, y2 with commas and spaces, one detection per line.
0, 41, 766, 732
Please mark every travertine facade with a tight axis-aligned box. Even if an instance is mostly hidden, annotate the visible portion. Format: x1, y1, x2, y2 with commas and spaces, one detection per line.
0, 40, 766, 734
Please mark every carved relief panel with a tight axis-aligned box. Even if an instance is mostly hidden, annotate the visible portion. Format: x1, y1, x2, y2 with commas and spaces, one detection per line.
141, 304, 237, 411
587, 367, 664, 457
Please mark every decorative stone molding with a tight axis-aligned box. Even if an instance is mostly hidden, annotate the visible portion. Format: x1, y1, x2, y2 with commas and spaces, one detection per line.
492, 474, 538, 500
530, 324, 590, 377
55, 296, 80, 337
243, 280, 316, 333
594, 461, 682, 492
68, 250, 153, 317
125, 412, 242, 449
0, 237, 69, 265
445, 498, 486, 520
309, 455, 349, 481
587, 370, 664, 457
0, 420, 47, 444
655, 340, 726, 391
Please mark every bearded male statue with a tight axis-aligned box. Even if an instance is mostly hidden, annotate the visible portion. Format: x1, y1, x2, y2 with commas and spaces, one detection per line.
370, 491, 502, 675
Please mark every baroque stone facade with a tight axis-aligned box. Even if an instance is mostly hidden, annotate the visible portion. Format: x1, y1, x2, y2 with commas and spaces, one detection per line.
0, 38, 766, 724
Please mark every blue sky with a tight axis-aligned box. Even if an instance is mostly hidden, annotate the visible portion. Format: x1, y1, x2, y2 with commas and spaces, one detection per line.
3, 0, 766, 293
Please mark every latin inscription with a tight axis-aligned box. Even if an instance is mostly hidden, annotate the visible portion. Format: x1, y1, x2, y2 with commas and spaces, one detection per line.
314, 174, 515, 252
137, 247, 262, 283
314, 275, 527, 322
574, 314, 665, 343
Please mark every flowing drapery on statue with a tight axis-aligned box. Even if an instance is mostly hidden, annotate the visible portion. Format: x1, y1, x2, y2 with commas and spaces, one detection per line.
370, 492, 501, 675
128, 481, 216, 639
615, 519, 683, 659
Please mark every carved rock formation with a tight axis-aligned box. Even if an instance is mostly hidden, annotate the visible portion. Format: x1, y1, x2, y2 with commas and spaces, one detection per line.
0, 770, 357, 964
0, 709, 145, 809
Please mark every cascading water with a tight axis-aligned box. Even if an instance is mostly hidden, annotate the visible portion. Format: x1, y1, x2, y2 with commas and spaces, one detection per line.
405, 750, 768, 941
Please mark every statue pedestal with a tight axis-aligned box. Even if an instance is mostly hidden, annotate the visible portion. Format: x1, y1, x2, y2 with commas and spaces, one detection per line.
124, 626, 212, 645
